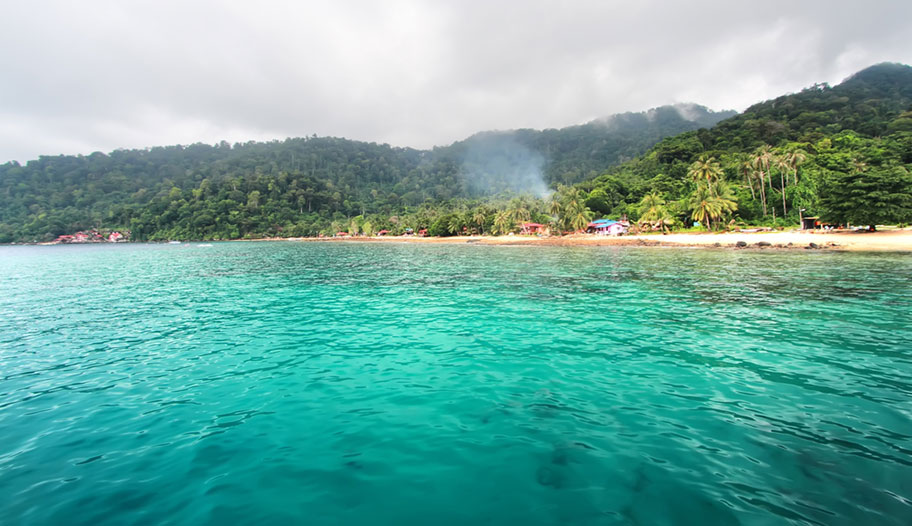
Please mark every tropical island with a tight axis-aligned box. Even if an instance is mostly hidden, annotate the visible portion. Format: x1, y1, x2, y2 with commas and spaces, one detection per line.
1, 63, 911, 246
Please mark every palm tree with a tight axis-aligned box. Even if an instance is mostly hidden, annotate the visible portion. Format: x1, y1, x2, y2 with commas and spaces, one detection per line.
472, 208, 486, 235
509, 199, 531, 225
758, 145, 774, 193
569, 207, 592, 232
687, 155, 723, 191
549, 198, 562, 218
712, 180, 738, 223
785, 150, 806, 186
752, 164, 768, 217
689, 181, 737, 230
493, 211, 512, 235
447, 214, 464, 236
637, 192, 674, 233
689, 185, 717, 230
751, 146, 773, 216
738, 155, 756, 200
775, 153, 791, 216
563, 196, 592, 232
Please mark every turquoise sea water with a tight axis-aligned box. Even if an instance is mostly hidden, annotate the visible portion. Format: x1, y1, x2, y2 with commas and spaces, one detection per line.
1, 242, 910, 525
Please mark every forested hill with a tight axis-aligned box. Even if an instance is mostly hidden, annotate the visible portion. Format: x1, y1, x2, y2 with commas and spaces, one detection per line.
0, 104, 732, 242
704, 62, 912, 148
580, 63, 912, 228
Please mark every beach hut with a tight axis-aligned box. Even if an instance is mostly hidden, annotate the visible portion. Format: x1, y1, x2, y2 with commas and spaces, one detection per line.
404, 228, 414, 236
587, 219, 628, 236
377, 229, 389, 236
417, 228, 428, 237
609, 223, 627, 235
801, 216, 819, 230
520, 223, 544, 235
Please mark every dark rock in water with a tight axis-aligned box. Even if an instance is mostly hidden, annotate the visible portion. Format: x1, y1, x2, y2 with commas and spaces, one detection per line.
787, 242, 793, 246
735, 241, 748, 248
551, 449, 569, 466
627, 463, 741, 525
536, 466, 565, 488
712, 242, 721, 247
809, 242, 819, 249
757, 241, 772, 247
550, 441, 593, 466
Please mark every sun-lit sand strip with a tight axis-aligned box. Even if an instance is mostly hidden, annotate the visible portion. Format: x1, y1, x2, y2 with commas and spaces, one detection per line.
290, 229, 912, 252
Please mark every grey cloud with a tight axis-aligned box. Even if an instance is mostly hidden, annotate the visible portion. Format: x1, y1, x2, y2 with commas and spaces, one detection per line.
1, 0, 910, 162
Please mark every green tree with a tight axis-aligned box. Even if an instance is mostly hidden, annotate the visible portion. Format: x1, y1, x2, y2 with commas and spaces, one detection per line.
774, 153, 791, 216
548, 198, 561, 218
246, 190, 261, 210
493, 210, 512, 235
689, 181, 737, 230
447, 213, 464, 235
821, 164, 912, 229
563, 195, 593, 232
750, 145, 773, 216
784, 149, 807, 186
637, 192, 675, 233
472, 208, 486, 234
687, 155, 723, 189
508, 199, 531, 225
737, 154, 756, 200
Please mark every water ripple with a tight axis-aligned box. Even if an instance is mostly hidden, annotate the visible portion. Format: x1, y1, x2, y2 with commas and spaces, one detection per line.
0, 243, 910, 525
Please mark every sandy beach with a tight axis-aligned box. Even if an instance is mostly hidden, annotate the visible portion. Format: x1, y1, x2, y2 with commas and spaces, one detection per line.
293, 229, 912, 252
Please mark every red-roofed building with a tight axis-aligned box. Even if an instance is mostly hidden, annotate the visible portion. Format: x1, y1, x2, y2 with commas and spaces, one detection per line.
520, 223, 545, 235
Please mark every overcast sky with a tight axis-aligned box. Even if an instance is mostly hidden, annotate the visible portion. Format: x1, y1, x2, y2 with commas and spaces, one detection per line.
1, 0, 910, 163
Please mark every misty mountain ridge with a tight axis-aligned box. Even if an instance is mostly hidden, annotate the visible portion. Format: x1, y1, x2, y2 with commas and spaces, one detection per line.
594, 103, 735, 130
436, 103, 736, 195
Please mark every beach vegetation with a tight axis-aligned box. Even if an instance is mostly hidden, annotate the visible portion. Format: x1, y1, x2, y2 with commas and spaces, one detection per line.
637, 192, 675, 233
